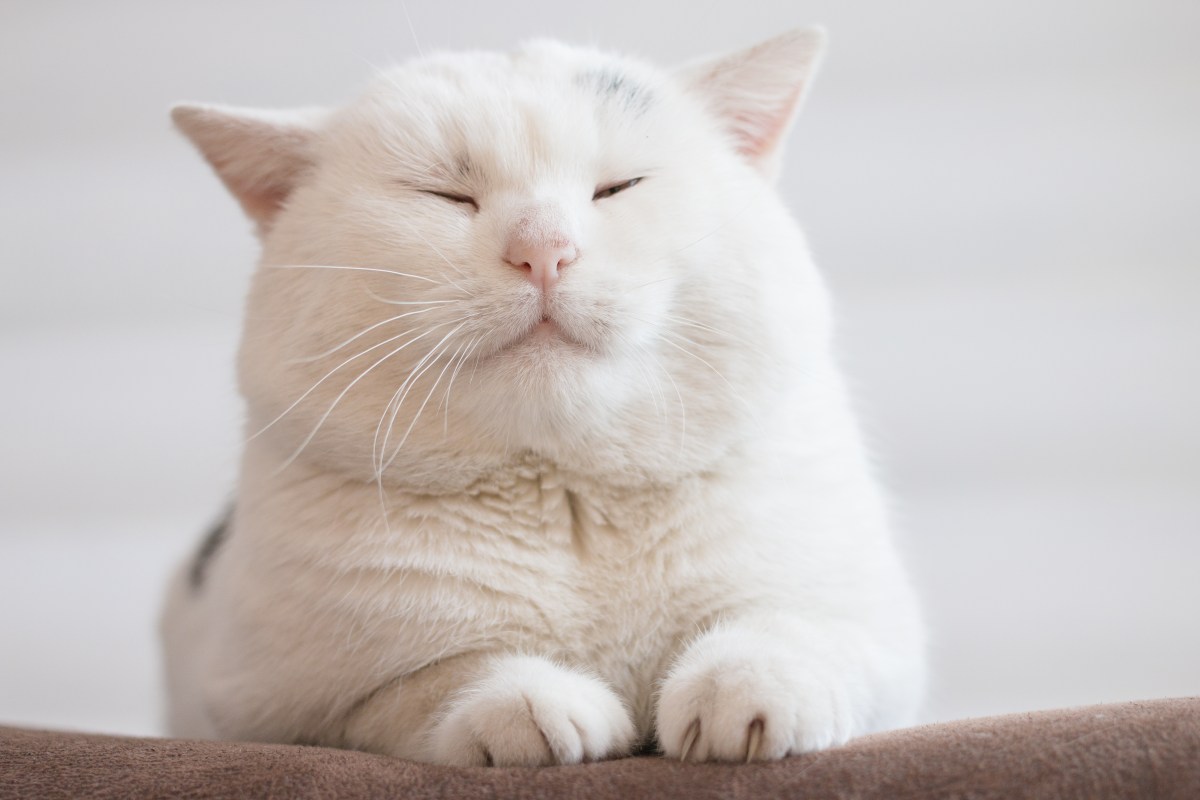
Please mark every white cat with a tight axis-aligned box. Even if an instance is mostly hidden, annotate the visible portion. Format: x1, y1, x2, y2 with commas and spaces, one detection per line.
161, 28, 924, 765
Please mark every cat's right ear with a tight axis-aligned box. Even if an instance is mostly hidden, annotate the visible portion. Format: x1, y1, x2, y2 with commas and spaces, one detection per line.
171, 104, 326, 232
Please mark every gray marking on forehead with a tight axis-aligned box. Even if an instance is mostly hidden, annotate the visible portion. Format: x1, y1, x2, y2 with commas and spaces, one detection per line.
576, 68, 653, 115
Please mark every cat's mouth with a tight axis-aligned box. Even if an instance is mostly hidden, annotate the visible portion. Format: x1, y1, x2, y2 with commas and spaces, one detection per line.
501, 312, 588, 354
475, 298, 606, 363
524, 314, 569, 343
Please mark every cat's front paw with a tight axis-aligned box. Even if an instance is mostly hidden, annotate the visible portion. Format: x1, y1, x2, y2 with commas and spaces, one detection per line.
428, 655, 636, 767
656, 627, 853, 761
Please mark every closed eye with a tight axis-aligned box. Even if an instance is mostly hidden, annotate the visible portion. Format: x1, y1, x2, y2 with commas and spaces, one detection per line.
423, 190, 478, 211
593, 177, 642, 201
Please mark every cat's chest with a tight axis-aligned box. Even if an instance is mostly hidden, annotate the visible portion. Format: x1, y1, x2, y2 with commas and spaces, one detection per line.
402, 468, 726, 718
373, 463, 736, 657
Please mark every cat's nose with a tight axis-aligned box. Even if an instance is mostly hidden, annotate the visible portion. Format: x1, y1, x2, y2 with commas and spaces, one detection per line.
504, 204, 579, 293
504, 237, 578, 293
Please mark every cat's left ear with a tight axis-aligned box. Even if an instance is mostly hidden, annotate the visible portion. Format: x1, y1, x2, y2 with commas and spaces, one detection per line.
678, 27, 827, 180
171, 104, 327, 232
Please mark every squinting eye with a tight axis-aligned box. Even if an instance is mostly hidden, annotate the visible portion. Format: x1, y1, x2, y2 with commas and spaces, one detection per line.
593, 177, 642, 201
424, 190, 478, 211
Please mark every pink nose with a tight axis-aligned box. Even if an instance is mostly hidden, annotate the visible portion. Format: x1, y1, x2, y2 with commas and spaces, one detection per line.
504, 238, 578, 293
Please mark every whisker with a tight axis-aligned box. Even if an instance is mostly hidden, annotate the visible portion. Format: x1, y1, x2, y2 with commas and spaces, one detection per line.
268, 263, 443, 285
618, 275, 674, 298
440, 335, 481, 435
624, 311, 747, 396
662, 314, 752, 347
657, 333, 747, 407
395, 218, 473, 291
372, 321, 467, 468
636, 340, 686, 454
375, 322, 468, 476
379, 334, 469, 460
435, 339, 470, 437
647, 196, 757, 268
399, 0, 424, 58
362, 285, 459, 306
467, 334, 490, 387
285, 306, 445, 364
382, 341, 458, 471
626, 345, 664, 420
372, 327, 456, 473
275, 318, 469, 473
249, 325, 431, 441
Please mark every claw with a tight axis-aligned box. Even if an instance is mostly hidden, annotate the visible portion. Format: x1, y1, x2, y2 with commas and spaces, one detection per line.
680, 719, 701, 762
745, 718, 764, 763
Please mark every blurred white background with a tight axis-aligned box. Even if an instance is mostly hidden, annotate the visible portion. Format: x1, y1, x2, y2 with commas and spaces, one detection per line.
2, 0, 1197, 737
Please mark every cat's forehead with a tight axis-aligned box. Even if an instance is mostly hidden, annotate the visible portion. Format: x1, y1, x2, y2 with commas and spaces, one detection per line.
518, 40, 657, 111
373, 41, 660, 109
340, 42, 667, 175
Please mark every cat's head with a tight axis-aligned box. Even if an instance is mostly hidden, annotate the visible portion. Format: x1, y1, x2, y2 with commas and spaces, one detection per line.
175, 29, 832, 489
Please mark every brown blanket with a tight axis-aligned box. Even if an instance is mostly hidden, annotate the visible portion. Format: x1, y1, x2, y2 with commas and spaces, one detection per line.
2, 698, 1197, 799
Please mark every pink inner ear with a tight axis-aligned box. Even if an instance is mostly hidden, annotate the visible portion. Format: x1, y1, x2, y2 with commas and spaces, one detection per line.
206, 143, 301, 228
174, 106, 318, 231
236, 185, 289, 224
732, 86, 803, 164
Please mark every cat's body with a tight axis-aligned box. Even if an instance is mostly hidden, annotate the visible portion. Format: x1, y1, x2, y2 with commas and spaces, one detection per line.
162, 29, 924, 765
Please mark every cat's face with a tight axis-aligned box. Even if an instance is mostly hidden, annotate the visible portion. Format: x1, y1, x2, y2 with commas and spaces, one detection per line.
175, 31, 830, 488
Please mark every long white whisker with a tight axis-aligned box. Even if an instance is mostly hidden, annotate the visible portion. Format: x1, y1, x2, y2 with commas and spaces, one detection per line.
285, 306, 445, 365
372, 322, 466, 472
634, 340, 686, 454
395, 218, 473, 290
618, 275, 674, 298
657, 333, 746, 406
373, 332, 450, 474
383, 340, 460, 471
647, 197, 757, 268
624, 313, 746, 403
626, 345, 664, 420
434, 340, 469, 437
276, 319, 466, 473
363, 286, 459, 306
662, 314, 753, 347
440, 335, 480, 435
399, 0, 424, 58
374, 321, 468, 479
374, 373, 417, 478
268, 264, 443, 285
467, 336, 488, 387
249, 324, 432, 441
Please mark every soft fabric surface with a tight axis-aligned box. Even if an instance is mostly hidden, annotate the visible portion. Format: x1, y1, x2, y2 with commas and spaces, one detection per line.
1, 698, 1196, 799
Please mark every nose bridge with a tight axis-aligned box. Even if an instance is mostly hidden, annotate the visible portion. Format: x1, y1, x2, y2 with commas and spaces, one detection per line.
504, 199, 579, 292
512, 201, 569, 249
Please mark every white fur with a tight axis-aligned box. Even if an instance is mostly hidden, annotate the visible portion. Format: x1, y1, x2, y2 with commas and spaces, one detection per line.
428, 655, 637, 766
162, 29, 924, 764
